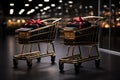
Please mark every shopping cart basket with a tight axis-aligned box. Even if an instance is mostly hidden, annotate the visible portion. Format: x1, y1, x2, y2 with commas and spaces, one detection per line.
13, 18, 61, 69
59, 16, 104, 73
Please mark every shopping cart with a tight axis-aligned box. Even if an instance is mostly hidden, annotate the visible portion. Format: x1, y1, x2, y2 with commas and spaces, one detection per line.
59, 16, 104, 73
13, 18, 61, 69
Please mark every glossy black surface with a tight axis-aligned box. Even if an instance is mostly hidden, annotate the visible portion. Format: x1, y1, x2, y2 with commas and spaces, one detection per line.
1, 34, 120, 80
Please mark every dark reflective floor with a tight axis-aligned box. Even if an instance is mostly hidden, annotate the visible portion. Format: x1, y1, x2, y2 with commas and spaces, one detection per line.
1, 34, 120, 80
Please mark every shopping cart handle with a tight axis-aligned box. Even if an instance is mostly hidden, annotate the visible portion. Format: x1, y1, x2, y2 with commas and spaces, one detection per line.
52, 18, 62, 24
83, 16, 104, 19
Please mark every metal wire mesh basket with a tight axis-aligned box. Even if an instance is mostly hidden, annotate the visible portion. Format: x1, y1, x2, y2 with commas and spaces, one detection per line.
60, 25, 99, 45
16, 18, 61, 44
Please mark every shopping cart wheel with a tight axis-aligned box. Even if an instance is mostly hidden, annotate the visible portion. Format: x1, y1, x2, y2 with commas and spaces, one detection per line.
59, 62, 64, 73
74, 63, 80, 73
51, 55, 55, 64
13, 59, 18, 69
27, 59, 32, 69
37, 58, 41, 63
95, 59, 100, 69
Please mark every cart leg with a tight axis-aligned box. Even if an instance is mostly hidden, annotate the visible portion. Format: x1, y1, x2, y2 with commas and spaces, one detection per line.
37, 43, 41, 52
13, 58, 18, 69
51, 42, 55, 52
21, 44, 25, 54
95, 59, 100, 69
66, 46, 70, 56
37, 58, 41, 63
37, 43, 41, 63
59, 62, 64, 73
94, 45, 101, 69
27, 59, 32, 69
51, 55, 55, 64
74, 63, 80, 74
78, 46, 82, 59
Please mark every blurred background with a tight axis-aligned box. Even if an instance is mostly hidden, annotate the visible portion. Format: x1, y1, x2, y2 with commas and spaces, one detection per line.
0, 0, 120, 52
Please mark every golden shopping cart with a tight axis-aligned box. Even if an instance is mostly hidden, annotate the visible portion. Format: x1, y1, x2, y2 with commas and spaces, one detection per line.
13, 18, 61, 69
59, 16, 104, 73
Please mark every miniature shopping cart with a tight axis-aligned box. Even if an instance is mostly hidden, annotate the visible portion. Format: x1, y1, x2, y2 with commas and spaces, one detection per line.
59, 16, 104, 73
13, 18, 61, 69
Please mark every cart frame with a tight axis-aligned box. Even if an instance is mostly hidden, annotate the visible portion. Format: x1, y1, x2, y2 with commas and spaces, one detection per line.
13, 18, 61, 69
59, 16, 104, 73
